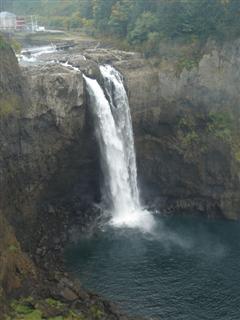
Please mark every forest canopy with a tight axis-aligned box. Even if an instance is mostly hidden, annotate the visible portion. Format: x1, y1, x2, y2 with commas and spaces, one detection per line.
3, 0, 240, 54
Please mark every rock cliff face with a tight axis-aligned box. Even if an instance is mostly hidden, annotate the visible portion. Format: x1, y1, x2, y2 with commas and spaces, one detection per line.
115, 39, 240, 219
1, 62, 99, 238
0, 35, 35, 312
0, 37, 101, 316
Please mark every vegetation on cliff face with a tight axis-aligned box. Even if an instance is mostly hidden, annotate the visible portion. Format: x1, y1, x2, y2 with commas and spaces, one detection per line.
0, 34, 23, 116
0, 35, 8, 49
0, 34, 21, 53
0, 216, 36, 317
5, 296, 106, 320
174, 111, 236, 162
0, 96, 21, 116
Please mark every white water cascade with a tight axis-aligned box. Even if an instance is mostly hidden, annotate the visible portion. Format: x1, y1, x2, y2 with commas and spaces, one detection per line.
17, 45, 57, 64
84, 65, 154, 232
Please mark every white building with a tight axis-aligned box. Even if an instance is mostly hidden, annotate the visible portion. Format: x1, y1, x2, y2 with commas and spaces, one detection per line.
36, 26, 45, 32
0, 11, 16, 31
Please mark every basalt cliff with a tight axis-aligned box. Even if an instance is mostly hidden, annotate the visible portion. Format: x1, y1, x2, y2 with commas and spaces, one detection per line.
1, 34, 240, 318
0, 37, 126, 320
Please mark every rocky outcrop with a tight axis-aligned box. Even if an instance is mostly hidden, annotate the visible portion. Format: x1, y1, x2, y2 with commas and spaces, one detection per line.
1, 61, 100, 236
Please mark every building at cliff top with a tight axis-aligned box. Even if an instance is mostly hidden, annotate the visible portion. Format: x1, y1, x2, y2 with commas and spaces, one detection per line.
0, 11, 26, 31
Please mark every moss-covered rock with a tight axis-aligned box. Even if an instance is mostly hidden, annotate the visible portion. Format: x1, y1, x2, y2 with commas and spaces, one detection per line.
5, 296, 122, 320
0, 216, 36, 318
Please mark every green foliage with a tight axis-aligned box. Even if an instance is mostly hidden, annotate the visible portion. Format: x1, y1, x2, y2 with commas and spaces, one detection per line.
45, 298, 64, 309
128, 12, 159, 45
207, 111, 233, 141
108, 0, 132, 36
90, 305, 104, 320
10, 298, 42, 320
5, 0, 240, 56
0, 96, 20, 117
10, 38, 22, 53
0, 35, 8, 50
21, 310, 43, 320
69, 12, 83, 29
8, 244, 18, 253
177, 115, 204, 160
8, 297, 85, 320
11, 302, 33, 315
234, 149, 240, 163
0, 34, 21, 53
207, 111, 240, 164
176, 57, 198, 74
176, 111, 237, 161
7, 0, 79, 17
78, 0, 240, 56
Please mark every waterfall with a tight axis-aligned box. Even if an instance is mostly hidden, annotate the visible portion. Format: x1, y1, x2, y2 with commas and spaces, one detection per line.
84, 65, 154, 232
100, 65, 140, 206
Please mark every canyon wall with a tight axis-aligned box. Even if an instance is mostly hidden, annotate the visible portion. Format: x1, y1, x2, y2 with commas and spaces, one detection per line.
115, 40, 240, 219
0, 36, 35, 311
0, 37, 100, 313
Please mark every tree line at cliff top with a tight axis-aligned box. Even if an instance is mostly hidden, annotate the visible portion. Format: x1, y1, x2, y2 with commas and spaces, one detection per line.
6, 0, 240, 55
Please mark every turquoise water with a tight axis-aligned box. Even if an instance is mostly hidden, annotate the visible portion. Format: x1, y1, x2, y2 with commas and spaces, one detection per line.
66, 216, 240, 319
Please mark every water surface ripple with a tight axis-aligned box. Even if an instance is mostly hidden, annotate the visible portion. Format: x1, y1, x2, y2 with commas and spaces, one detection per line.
66, 216, 240, 319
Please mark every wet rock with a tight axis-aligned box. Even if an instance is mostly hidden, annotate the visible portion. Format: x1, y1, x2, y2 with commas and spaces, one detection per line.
60, 287, 78, 301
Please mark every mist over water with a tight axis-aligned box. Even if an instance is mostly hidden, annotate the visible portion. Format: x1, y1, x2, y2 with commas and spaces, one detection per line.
66, 215, 240, 319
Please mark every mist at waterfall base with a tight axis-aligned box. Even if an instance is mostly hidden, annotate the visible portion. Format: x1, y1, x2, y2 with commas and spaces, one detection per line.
66, 216, 240, 319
